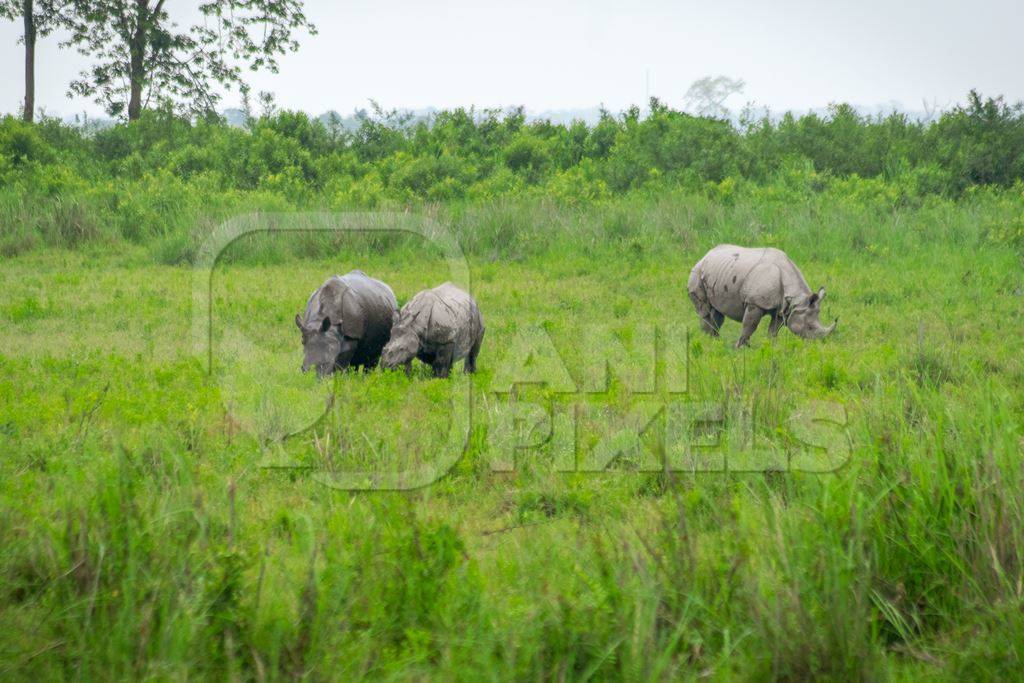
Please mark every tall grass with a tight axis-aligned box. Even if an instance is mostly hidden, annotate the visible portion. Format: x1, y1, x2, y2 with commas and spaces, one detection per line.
1, 189, 1022, 677
4, 181, 1019, 268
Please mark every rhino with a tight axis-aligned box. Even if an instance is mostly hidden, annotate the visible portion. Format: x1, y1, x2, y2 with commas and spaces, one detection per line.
381, 282, 484, 378
295, 270, 398, 377
687, 245, 837, 348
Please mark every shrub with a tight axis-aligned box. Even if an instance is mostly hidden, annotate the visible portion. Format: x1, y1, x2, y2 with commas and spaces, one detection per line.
2, 91, 1024, 254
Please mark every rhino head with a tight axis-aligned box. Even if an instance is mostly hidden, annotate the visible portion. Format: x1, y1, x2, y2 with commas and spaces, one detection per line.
380, 328, 419, 372
784, 287, 838, 340
296, 314, 357, 378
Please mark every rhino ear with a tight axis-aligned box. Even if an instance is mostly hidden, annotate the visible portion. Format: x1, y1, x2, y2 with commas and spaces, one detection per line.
811, 286, 826, 306
320, 317, 332, 333
295, 313, 303, 330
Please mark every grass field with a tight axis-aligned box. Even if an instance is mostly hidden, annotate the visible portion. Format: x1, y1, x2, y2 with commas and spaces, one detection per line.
1, 195, 1023, 679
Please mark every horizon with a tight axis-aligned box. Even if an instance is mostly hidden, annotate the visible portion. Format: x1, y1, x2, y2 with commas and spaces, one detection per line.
16, 98, 981, 129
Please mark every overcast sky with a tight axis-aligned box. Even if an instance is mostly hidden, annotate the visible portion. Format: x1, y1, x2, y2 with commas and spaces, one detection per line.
1, 0, 1021, 118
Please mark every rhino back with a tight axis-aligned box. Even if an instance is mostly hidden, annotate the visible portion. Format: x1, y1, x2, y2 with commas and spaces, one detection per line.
695, 245, 814, 319
695, 246, 770, 320
339, 271, 398, 320
304, 271, 397, 343
341, 272, 398, 354
420, 284, 480, 359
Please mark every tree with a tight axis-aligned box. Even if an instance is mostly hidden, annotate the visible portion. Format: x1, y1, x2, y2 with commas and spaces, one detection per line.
682, 76, 745, 120
0, 0, 68, 122
64, 1, 316, 121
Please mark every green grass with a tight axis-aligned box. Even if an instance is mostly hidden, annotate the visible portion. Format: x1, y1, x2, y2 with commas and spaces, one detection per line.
1, 195, 1023, 680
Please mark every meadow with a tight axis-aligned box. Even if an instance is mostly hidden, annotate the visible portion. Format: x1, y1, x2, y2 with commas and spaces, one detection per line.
2, 185, 1023, 679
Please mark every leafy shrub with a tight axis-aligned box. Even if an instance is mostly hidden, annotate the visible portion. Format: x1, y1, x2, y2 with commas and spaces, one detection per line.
929, 91, 1024, 192
0, 117, 56, 166
504, 132, 552, 181
2, 91, 1024, 255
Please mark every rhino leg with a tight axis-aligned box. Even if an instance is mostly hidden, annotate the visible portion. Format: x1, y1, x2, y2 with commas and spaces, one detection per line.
465, 332, 483, 374
690, 280, 724, 337
700, 309, 724, 337
432, 343, 455, 378
768, 311, 784, 338
736, 305, 767, 348
334, 345, 357, 372
689, 287, 717, 337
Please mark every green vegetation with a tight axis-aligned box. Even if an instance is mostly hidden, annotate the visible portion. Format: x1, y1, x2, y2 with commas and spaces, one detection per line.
1, 96, 1023, 678
2, 91, 1024, 260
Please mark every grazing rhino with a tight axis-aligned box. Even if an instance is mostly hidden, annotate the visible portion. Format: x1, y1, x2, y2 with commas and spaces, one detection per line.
381, 282, 484, 378
688, 245, 837, 348
295, 270, 398, 377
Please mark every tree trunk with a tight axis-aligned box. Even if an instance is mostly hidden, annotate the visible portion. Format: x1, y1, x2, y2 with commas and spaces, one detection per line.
22, 0, 35, 123
127, 0, 148, 121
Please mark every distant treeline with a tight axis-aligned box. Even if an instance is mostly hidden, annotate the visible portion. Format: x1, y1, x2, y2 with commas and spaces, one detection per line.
1, 91, 1023, 258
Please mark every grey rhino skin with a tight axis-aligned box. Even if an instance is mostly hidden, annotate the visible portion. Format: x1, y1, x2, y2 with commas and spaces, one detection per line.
688, 245, 837, 348
381, 282, 484, 378
295, 270, 398, 377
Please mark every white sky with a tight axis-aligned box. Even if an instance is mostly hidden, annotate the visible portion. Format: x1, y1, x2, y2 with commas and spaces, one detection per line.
1, 0, 1021, 117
